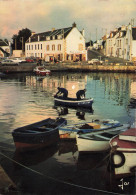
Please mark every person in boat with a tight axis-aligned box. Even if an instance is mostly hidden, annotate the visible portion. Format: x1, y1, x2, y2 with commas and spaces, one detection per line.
76, 89, 86, 100
55, 87, 68, 98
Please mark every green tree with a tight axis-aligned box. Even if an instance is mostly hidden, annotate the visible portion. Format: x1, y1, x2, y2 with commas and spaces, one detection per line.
12, 28, 31, 51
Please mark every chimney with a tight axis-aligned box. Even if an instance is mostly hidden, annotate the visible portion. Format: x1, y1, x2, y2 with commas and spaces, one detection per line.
72, 22, 76, 28
82, 28, 85, 37
52, 28, 55, 32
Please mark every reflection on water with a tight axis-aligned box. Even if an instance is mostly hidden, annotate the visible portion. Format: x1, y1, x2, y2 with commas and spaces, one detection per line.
0, 72, 136, 194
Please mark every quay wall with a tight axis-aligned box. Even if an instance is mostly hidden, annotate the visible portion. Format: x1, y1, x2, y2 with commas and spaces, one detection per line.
0, 63, 136, 73
48, 63, 136, 73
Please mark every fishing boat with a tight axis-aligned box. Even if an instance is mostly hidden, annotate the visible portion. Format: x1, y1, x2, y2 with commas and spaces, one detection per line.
12, 117, 67, 152
76, 124, 130, 153
33, 66, 51, 76
109, 128, 136, 177
59, 119, 122, 139
54, 95, 93, 108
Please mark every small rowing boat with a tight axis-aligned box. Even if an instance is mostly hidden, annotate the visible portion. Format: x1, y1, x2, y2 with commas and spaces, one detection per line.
12, 117, 67, 152
54, 95, 93, 109
59, 119, 122, 139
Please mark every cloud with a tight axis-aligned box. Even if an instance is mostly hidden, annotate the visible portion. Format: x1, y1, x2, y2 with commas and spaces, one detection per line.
0, 0, 136, 41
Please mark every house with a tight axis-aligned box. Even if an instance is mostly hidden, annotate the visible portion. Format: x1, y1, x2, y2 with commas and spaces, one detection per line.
25, 23, 87, 62
0, 39, 11, 57
106, 24, 136, 61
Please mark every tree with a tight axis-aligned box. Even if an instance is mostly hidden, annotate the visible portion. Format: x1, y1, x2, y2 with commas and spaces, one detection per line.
12, 28, 32, 51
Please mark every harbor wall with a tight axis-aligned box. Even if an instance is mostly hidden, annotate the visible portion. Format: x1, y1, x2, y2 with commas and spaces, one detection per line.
0, 63, 136, 73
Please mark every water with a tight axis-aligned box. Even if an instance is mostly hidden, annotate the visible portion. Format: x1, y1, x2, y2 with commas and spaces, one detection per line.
0, 72, 136, 194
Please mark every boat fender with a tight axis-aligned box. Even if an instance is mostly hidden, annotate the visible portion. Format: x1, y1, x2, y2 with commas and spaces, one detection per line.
110, 151, 125, 168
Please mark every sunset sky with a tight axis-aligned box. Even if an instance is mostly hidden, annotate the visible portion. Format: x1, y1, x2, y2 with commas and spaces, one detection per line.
0, 0, 136, 42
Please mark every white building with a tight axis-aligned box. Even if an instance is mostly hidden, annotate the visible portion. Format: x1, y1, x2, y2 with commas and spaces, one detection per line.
25, 23, 87, 62
106, 24, 136, 61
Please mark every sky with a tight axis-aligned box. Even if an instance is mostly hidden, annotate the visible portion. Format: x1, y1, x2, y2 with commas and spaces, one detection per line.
0, 0, 136, 42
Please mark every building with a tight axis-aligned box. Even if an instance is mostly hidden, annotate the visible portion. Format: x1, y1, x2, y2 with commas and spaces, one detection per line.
0, 39, 11, 57
25, 23, 87, 62
106, 24, 136, 61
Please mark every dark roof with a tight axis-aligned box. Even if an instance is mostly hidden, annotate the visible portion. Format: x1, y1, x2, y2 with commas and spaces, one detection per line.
26, 27, 73, 43
132, 28, 136, 40
0, 39, 8, 46
116, 30, 126, 39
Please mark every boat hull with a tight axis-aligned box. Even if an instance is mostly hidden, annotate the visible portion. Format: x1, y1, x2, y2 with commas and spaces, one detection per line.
54, 96, 93, 108
76, 135, 110, 152
110, 128, 136, 177
12, 118, 67, 152
111, 150, 136, 177
13, 130, 59, 152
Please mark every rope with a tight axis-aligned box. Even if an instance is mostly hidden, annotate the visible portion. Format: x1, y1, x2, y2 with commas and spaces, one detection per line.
0, 150, 123, 195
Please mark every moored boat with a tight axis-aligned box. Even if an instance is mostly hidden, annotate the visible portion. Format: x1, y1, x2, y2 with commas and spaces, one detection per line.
109, 128, 136, 177
12, 117, 67, 152
59, 119, 122, 139
33, 66, 51, 76
54, 95, 93, 108
76, 124, 130, 153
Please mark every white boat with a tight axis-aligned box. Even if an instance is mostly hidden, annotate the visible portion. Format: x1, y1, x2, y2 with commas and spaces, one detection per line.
109, 128, 136, 177
76, 124, 130, 153
59, 119, 121, 139
33, 66, 51, 76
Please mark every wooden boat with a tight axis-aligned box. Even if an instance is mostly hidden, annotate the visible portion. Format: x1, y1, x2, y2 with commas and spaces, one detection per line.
54, 95, 93, 108
109, 128, 136, 177
59, 119, 122, 139
12, 117, 67, 152
76, 124, 130, 153
33, 66, 51, 76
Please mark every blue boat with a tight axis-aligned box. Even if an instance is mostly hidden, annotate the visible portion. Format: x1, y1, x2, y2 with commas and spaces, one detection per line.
59, 119, 122, 139
54, 95, 93, 108
12, 117, 67, 152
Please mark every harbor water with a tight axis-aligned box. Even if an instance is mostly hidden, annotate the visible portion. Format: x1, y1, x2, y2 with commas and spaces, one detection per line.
0, 72, 135, 194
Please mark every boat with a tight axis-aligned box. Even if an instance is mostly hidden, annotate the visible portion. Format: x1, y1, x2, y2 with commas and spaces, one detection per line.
54, 95, 93, 109
76, 124, 130, 153
33, 66, 51, 76
59, 119, 122, 139
109, 128, 136, 177
12, 117, 67, 152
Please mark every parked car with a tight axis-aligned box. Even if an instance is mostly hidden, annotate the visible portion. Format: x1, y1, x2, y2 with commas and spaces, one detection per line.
1, 59, 19, 66
25, 58, 34, 63
11, 58, 26, 63
88, 59, 103, 65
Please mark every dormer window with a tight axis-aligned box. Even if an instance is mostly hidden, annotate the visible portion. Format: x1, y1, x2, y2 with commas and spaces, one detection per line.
46, 36, 50, 41
57, 35, 62, 39
52, 36, 55, 40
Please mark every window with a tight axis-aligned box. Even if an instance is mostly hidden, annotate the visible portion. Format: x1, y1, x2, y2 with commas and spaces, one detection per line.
38, 44, 39, 50
41, 44, 42, 49
31, 45, 33, 50
120, 40, 121, 48
52, 44, 55, 51
57, 35, 62, 39
46, 36, 50, 41
52, 36, 55, 40
35, 44, 37, 50
47, 45, 50, 51
78, 44, 83, 51
58, 44, 61, 51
